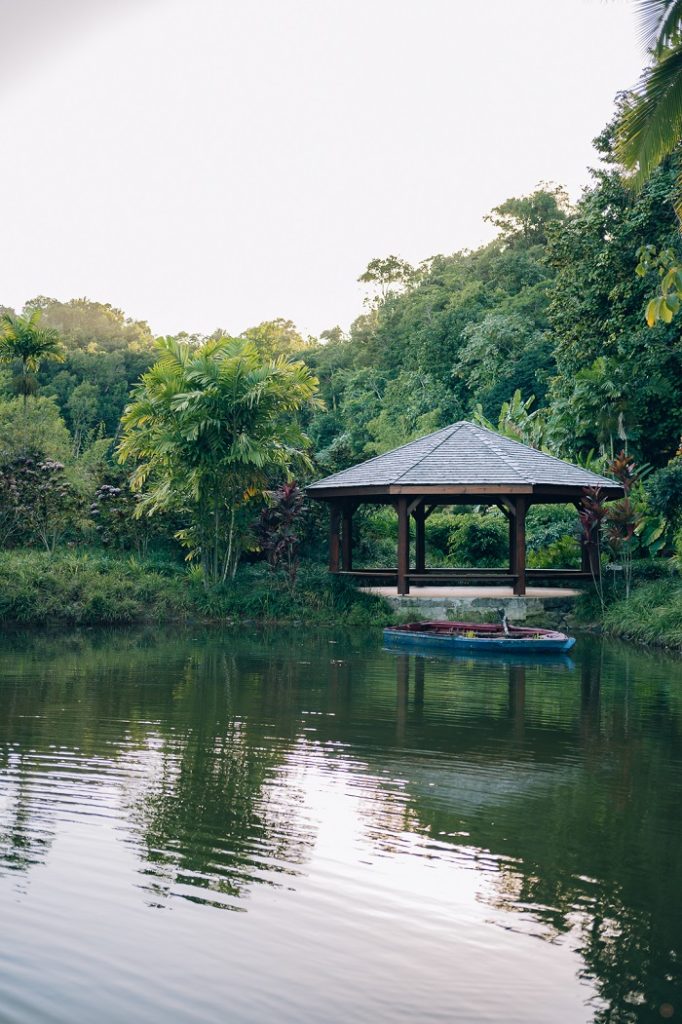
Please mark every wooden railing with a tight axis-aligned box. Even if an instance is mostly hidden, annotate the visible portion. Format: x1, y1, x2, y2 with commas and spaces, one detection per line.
336, 567, 591, 586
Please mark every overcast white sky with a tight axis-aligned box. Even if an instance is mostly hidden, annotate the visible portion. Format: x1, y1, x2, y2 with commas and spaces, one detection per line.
0, 0, 644, 338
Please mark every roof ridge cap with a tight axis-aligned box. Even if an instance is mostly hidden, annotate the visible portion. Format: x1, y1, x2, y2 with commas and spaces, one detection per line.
393, 422, 466, 483
466, 422, 526, 482
478, 424, 617, 485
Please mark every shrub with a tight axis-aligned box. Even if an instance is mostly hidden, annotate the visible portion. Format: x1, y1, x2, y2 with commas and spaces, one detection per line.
527, 535, 580, 569
90, 480, 164, 557
603, 579, 682, 648
526, 504, 579, 551
255, 483, 306, 589
646, 461, 682, 528
425, 511, 456, 556
0, 453, 81, 552
0, 396, 71, 461
447, 512, 507, 567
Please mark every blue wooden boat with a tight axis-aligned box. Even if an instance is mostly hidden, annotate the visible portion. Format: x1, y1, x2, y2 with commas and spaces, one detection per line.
383, 620, 576, 655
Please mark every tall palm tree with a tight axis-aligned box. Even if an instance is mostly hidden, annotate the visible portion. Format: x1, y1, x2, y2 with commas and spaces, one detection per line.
119, 335, 320, 585
617, 1, 682, 188
0, 310, 64, 408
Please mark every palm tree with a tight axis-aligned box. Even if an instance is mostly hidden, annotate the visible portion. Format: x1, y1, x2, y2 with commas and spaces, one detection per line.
0, 310, 64, 408
118, 335, 320, 585
616, 1, 682, 188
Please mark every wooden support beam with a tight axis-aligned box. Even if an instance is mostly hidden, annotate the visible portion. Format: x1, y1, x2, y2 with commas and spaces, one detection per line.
329, 504, 340, 573
513, 497, 527, 595
423, 504, 438, 520
407, 497, 423, 517
414, 656, 425, 708
341, 504, 354, 571
575, 500, 598, 575
413, 504, 426, 573
498, 496, 516, 517
397, 497, 410, 595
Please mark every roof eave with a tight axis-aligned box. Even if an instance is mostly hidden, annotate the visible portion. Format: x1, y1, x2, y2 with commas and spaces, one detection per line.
306, 481, 625, 501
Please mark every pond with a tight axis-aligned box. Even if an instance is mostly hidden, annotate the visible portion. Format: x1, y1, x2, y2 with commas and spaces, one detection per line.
0, 627, 680, 1023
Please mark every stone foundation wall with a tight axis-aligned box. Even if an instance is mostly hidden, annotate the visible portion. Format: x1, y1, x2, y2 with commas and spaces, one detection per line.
383, 593, 577, 630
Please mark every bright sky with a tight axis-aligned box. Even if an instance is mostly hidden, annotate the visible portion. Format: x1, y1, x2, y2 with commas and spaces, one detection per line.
0, 0, 643, 339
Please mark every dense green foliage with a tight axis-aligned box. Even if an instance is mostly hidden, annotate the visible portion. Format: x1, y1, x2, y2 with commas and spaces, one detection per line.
0, 550, 390, 627
118, 336, 319, 584
603, 578, 682, 648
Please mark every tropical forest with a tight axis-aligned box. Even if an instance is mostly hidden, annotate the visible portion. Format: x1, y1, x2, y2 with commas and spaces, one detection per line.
2, 98, 682, 644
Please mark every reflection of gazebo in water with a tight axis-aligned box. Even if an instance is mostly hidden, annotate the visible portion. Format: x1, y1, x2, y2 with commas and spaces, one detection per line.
306, 421, 623, 596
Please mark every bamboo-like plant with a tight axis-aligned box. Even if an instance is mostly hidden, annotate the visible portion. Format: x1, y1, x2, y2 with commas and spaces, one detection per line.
118, 336, 320, 585
0, 311, 64, 408
579, 487, 608, 613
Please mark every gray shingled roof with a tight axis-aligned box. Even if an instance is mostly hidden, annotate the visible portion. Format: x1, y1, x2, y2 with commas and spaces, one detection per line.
307, 421, 618, 490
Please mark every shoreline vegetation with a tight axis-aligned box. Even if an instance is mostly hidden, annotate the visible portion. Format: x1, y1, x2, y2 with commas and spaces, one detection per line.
2, 549, 682, 653
0, 550, 392, 628
602, 578, 682, 650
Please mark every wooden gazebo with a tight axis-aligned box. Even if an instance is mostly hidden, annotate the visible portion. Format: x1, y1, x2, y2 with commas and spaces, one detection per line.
306, 421, 623, 595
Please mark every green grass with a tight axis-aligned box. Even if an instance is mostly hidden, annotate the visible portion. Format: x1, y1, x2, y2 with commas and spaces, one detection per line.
602, 578, 682, 650
0, 550, 392, 627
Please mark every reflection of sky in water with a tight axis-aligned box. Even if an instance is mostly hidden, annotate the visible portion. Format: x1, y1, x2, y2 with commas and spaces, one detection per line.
0, 629, 680, 1023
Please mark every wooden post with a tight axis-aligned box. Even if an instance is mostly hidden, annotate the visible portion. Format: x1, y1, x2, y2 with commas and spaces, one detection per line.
414, 504, 426, 573
509, 665, 526, 738
414, 655, 425, 709
342, 504, 353, 571
329, 503, 340, 573
513, 497, 527, 596
583, 527, 599, 576
506, 504, 516, 575
581, 533, 591, 573
397, 497, 410, 595
575, 500, 597, 575
396, 654, 409, 739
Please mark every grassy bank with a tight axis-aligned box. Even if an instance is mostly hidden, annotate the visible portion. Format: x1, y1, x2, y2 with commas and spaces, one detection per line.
601, 578, 682, 650
0, 550, 391, 627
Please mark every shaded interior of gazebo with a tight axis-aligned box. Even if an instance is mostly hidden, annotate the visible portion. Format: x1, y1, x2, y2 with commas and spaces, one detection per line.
306, 421, 623, 596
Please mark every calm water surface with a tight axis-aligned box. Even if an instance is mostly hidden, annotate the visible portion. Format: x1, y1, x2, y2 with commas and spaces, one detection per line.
0, 627, 681, 1023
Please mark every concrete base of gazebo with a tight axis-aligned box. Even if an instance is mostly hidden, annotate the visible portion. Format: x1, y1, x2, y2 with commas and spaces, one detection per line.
362, 584, 581, 623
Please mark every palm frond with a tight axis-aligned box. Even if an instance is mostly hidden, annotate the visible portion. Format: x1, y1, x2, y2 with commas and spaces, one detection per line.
637, 0, 682, 53
617, 45, 682, 181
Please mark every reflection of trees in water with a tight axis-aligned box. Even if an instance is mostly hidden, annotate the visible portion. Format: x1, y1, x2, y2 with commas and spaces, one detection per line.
0, 755, 54, 874
0, 631, 326, 900
351, 648, 682, 1024
1, 628, 682, 1017
0, 635, 166, 878
128, 647, 317, 910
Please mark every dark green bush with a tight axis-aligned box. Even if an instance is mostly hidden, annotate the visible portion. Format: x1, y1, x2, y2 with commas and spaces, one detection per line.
603, 579, 682, 648
447, 512, 507, 567
527, 535, 580, 569
647, 461, 682, 530
526, 504, 579, 551
425, 511, 456, 555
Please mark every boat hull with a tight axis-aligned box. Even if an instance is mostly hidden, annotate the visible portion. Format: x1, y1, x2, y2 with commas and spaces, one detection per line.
383, 623, 576, 655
